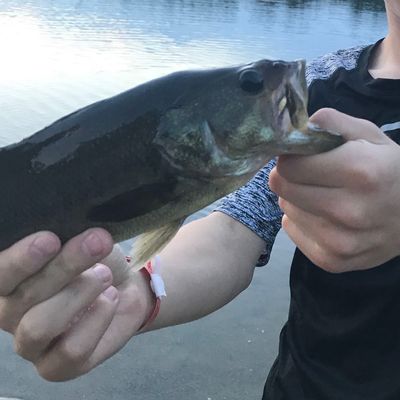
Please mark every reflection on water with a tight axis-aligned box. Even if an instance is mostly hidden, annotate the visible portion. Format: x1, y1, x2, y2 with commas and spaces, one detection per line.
256, 0, 385, 12
0, 0, 387, 145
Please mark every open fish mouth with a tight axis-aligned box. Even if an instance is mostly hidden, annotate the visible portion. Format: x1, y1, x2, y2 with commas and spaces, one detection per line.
274, 59, 309, 132
276, 84, 305, 134
286, 83, 304, 129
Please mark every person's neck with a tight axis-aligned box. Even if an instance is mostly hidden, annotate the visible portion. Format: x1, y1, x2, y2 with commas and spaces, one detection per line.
369, 12, 400, 79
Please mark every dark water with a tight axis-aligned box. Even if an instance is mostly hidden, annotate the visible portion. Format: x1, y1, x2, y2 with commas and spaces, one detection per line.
0, 0, 387, 145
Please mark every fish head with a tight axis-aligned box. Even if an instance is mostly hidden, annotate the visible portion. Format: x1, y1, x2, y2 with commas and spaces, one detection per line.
210, 59, 310, 155
155, 59, 343, 178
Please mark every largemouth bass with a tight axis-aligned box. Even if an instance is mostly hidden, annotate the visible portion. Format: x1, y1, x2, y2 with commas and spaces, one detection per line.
0, 59, 343, 268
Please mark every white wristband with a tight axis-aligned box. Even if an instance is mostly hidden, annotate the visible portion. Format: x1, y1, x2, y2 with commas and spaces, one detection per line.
149, 255, 167, 298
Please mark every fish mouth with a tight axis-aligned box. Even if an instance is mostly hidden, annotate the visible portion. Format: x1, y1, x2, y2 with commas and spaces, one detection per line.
276, 60, 309, 132
276, 84, 305, 134
286, 85, 298, 126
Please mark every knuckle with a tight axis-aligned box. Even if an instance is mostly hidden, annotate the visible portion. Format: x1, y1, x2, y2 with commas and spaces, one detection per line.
36, 360, 87, 382
268, 168, 279, 192
99, 291, 117, 308
36, 367, 60, 382
271, 175, 287, 198
68, 270, 105, 301
0, 246, 20, 270
57, 342, 87, 366
362, 119, 380, 133
269, 166, 291, 197
348, 155, 379, 191
0, 281, 13, 297
36, 363, 69, 382
0, 263, 18, 298
326, 232, 361, 260
281, 214, 290, 229
311, 252, 346, 273
328, 202, 365, 230
279, 197, 288, 213
0, 301, 15, 333
11, 285, 38, 309
56, 252, 81, 278
312, 232, 360, 272
343, 207, 364, 230
309, 251, 334, 272
309, 107, 337, 127
15, 321, 51, 354
13, 339, 29, 358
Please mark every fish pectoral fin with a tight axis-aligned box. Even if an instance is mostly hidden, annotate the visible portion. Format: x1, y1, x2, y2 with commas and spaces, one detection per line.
129, 218, 185, 271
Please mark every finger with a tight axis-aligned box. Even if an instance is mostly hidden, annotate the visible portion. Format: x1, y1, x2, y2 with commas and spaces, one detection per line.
274, 176, 376, 232
36, 287, 119, 382
275, 107, 391, 187
8, 228, 113, 315
100, 244, 131, 287
270, 171, 380, 230
282, 214, 339, 272
274, 138, 382, 187
271, 171, 343, 219
0, 232, 60, 296
310, 108, 389, 144
282, 211, 370, 272
14, 264, 114, 362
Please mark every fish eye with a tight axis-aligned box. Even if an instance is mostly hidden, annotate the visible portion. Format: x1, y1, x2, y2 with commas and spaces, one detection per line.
239, 69, 264, 94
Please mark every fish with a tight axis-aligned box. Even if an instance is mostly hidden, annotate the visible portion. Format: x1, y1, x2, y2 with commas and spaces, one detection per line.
0, 59, 344, 269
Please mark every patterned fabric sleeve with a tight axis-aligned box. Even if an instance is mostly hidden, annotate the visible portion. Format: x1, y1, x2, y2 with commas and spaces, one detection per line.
305, 45, 366, 86
214, 159, 283, 266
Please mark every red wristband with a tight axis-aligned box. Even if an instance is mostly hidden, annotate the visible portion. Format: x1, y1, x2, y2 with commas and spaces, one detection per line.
126, 257, 162, 332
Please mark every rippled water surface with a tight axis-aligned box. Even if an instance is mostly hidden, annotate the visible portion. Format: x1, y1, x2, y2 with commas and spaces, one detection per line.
0, 0, 387, 145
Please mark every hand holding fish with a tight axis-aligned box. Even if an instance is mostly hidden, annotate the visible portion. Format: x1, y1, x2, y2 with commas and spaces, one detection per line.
0, 228, 154, 380
0, 212, 264, 381
269, 107, 400, 272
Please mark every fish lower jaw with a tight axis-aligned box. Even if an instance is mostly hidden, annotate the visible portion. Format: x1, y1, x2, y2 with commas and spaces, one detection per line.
219, 154, 271, 177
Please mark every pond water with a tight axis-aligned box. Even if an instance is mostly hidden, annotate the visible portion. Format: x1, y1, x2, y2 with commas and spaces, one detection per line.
0, 0, 387, 146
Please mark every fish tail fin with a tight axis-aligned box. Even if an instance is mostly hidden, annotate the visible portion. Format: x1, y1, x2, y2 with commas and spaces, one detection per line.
129, 219, 184, 271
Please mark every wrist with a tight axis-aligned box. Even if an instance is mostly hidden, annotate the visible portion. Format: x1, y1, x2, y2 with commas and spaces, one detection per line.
133, 268, 157, 334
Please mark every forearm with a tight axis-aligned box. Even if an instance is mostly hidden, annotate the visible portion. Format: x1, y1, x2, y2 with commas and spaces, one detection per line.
137, 211, 265, 332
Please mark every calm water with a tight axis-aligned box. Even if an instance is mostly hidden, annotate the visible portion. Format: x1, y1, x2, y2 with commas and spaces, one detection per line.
0, 0, 387, 146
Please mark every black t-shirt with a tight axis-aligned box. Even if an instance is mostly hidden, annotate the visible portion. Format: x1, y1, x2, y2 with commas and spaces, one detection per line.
263, 40, 400, 400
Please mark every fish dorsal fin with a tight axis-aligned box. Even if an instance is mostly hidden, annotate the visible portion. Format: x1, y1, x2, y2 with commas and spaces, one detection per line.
129, 218, 185, 271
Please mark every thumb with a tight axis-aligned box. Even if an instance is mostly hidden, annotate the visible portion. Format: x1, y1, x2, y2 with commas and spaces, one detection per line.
309, 108, 389, 144
100, 244, 130, 286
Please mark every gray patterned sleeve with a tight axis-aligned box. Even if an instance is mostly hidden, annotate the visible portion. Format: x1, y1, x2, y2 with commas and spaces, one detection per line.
305, 45, 366, 85
214, 159, 283, 266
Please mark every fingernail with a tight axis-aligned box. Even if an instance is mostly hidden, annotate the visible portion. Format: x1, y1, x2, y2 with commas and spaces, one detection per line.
82, 232, 103, 257
103, 286, 118, 301
307, 122, 322, 131
30, 233, 59, 258
93, 264, 112, 283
